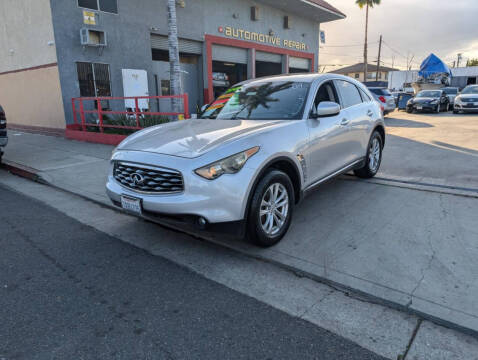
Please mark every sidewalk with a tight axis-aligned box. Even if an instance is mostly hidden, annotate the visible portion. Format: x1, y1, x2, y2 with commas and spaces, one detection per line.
2, 131, 113, 204
2, 130, 478, 336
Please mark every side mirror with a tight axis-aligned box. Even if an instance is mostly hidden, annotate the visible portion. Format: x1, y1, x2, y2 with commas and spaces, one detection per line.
315, 101, 341, 118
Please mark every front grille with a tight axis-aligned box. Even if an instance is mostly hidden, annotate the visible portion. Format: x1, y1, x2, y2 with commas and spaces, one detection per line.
113, 162, 184, 193
461, 98, 478, 103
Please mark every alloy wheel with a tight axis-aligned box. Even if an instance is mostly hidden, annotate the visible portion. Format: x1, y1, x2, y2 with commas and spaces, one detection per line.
259, 183, 289, 236
368, 137, 381, 173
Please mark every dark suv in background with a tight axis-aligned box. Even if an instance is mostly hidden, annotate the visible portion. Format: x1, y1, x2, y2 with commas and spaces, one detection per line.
0, 105, 7, 163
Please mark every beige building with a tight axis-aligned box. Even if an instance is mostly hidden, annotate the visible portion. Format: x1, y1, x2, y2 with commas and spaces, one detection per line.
0, 0, 65, 133
330, 63, 398, 83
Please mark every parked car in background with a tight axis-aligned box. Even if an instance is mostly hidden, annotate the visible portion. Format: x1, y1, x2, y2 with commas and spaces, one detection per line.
391, 91, 401, 106
107, 74, 385, 247
441, 87, 459, 108
453, 85, 478, 114
368, 87, 396, 115
407, 90, 450, 113
0, 105, 7, 163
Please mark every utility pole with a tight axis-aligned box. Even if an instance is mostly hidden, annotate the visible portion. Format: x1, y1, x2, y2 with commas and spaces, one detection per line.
375, 35, 382, 82
457, 53, 463, 68
408, 55, 414, 71
390, 55, 395, 90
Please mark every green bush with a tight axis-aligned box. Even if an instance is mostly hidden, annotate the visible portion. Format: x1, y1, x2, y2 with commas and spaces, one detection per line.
85, 113, 172, 135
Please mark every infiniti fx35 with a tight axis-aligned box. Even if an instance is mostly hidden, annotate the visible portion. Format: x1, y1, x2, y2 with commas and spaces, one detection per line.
106, 74, 385, 247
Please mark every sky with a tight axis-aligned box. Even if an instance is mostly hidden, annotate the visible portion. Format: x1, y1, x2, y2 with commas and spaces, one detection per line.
319, 0, 478, 72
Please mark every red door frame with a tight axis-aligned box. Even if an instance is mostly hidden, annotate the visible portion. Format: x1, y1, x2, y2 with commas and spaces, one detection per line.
204, 34, 315, 104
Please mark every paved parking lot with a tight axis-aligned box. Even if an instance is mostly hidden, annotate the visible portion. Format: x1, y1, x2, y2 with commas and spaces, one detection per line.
380, 110, 478, 191
2, 110, 478, 336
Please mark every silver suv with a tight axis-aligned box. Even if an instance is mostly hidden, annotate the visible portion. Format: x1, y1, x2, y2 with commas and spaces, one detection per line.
106, 74, 385, 247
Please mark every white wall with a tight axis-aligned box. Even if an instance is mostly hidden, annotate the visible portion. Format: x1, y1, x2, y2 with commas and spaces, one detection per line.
388, 70, 419, 91
0, 0, 57, 72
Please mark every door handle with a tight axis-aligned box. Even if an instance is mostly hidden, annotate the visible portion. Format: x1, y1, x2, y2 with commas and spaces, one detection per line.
367, 109, 374, 117
340, 118, 350, 126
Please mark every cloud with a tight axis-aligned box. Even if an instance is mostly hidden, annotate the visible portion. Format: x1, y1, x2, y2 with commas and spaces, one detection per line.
320, 0, 478, 70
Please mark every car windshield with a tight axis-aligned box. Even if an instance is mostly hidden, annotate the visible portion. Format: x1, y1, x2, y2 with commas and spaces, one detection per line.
201, 80, 310, 120
462, 86, 478, 95
417, 91, 441, 98
442, 88, 458, 95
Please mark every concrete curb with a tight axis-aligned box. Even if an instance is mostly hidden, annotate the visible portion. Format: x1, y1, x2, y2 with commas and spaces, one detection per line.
3, 160, 477, 339
0, 160, 47, 184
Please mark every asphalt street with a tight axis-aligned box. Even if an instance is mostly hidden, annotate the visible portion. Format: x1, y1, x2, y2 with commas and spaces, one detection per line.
0, 184, 386, 360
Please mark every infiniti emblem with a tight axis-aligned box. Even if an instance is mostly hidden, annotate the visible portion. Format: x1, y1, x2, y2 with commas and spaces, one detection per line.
131, 172, 145, 185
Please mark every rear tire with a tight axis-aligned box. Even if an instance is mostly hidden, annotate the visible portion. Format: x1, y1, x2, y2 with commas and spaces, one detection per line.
354, 131, 383, 179
247, 170, 294, 247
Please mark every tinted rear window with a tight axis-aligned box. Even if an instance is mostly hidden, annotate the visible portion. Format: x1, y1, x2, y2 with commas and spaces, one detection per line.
443, 88, 458, 95
369, 88, 390, 96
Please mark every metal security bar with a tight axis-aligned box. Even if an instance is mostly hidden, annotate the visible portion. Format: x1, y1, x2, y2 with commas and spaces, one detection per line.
71, 94, 190, 133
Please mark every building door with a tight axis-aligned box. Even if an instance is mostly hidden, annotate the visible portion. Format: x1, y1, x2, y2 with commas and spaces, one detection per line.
122, 69, 149, 111
289, 57, 310, 73
151, 35, 203, 113
256, 51, 282, 77
212, 45, 248, 98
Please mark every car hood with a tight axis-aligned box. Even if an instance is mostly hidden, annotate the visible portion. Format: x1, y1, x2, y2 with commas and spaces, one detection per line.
117, 118, 284, 158
413, 97, 438, 103
457, 94, 478, 99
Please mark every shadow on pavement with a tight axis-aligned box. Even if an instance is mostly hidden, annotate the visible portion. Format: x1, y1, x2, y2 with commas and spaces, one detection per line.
379, 134, 478, 189
384, 117, 434, 128
432, 141, 478, 157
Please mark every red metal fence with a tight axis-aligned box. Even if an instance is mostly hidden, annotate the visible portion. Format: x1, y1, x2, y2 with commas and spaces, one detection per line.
71, 94, 190, 133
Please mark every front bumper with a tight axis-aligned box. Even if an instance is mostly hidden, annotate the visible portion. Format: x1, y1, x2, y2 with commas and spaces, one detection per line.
454, 103, 478, 112
0, 136, 7, 148
407, 103, 438, 112
106, 151, 256, 224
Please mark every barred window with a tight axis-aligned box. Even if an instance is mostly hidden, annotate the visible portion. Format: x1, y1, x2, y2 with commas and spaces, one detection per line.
76, 62, 111, 97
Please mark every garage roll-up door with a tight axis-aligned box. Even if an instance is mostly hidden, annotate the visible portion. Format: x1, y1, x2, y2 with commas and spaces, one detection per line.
256, 51, 282, 63
151, 34, 202, 55
212, 45, 248, 64
289, 56, 310, 70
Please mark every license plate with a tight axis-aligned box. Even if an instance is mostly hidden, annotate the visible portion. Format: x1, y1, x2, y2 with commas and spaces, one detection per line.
121, 196, 142, 215
417, 106, 423, 110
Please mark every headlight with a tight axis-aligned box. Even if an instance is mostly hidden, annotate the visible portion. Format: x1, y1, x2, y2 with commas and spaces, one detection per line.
430, 100, 438, 104
195, 146, 260, 180
407, 99, 414, 105
455, 97, 462, 104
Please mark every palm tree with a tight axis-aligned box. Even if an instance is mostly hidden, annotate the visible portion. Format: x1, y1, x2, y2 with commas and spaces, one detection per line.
167, 0, 182, 118
355, 0, 381, 82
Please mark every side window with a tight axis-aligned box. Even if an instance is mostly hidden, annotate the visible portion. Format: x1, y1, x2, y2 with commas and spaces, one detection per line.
335, 80, 363, 108
358, 88, 372, 102
311, 81, 339, 115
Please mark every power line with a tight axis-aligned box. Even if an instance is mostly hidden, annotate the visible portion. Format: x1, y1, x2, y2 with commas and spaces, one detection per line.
321, 41, 379, 48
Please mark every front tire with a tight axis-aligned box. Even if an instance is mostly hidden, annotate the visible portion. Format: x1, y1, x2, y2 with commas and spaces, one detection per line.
354, 131, 383, 179
247, 170, 294, 247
